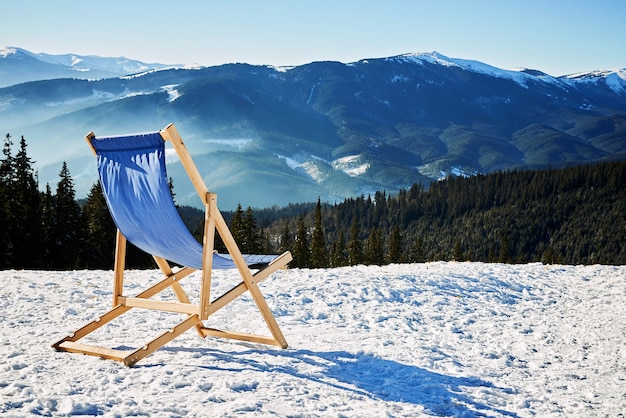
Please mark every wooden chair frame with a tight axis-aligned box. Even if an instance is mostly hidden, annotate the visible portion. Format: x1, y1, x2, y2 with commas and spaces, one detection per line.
52, 123, 291, 366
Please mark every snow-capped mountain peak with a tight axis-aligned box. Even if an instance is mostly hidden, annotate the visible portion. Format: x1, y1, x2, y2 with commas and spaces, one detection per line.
0, 46, 18, 58
0, 46, 176, 87
384, 51, 561, 88
564, 68, 626, 93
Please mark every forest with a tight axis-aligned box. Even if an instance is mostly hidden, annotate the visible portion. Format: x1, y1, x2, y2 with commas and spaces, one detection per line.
1, 132, 625, 270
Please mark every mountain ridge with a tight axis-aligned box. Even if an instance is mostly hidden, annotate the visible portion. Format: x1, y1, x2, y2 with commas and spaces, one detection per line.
1, 47, 625, 209
0, 46, 180, 87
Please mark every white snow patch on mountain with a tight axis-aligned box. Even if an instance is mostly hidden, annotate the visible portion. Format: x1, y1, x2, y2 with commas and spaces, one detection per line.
301, 161, 327, 183
277, 154, 330, 183
332, 155, 369, 177
0, 46, 17, 57
386, 52, 571, 89
605, 70, 626, 93
563, 68, 626, 93
161, 84, 181, 102
277, 154, 301, 170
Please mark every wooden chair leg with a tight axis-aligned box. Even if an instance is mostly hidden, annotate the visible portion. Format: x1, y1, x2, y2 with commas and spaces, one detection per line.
199, 252, 292, 348
52, 263, 200, 365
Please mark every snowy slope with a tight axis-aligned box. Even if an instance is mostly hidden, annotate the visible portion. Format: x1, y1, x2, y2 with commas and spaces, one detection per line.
387, 52, 563, 88
564, 68, 626, 94
1, 262, 624, 417
0, 46, 174, 87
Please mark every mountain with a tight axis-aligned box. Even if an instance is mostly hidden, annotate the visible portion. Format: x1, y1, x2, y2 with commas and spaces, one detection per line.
1, 48, 625, 209
0, 46, 176, 87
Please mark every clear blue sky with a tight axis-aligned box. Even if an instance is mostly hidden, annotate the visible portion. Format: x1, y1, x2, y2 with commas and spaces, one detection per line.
3, 0, 625, 76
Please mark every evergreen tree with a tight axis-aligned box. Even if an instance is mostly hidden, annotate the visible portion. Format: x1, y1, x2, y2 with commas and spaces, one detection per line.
310, 198, 329, 268
229, 204, 246, 249
409, 237, 425, 263
453, 239, 464, 262
40, 183, 55, 268
278, 220, 293, 254
387, 225, 403, 263
260, 229, 271, 254
0, 134, 13, 267
364, 227, 385, 265
330, 230, 347, 267
0, 134, 12, 186
498, 233, 510, 263
49, 162, 84, 269
347, 217, 364, 265
243, 206, 261, 253
82, 182, 116, 268
8, 136, 41, 267
168, 177, 176, 204
292, 214, 309, 268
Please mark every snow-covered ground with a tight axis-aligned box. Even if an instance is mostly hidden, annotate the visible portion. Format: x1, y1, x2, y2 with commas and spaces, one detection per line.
1, 262, 624, 417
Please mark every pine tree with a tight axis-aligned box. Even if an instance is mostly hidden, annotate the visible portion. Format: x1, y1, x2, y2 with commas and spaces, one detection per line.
330, 230, 347, 267
0, 134, 12, 186
40, 183, 55, 268
82, 182, 116, 268
364, 227, 384, 265
409, 237, 425, 263
49, 162, 85, 269
292, 214, 309, 268
387, 225, 403, 264
168, 177, 176, 204
453, 239, 464, 262
260, 229, 271, 254
243, 206, 261, 253
8, 136, 41, 267
230, 204, 246, 249
0, 134, 13, 267
498, 233, 510, 263
347, 217, 364, 265
278, 220, 293, 254
310, 198, 329, 268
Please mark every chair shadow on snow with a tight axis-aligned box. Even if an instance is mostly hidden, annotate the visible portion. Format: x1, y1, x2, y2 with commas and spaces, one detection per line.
156, 346, 519, 417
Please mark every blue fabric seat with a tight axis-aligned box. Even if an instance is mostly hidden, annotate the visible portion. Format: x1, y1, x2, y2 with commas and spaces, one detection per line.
89, 131, 274, 270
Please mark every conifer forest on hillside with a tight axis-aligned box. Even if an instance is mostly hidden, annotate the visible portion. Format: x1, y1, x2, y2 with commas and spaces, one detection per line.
1, 133, 625, 270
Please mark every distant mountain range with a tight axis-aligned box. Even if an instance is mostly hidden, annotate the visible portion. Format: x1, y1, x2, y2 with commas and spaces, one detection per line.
0, 46, 179, 87
1, 46, 625, 209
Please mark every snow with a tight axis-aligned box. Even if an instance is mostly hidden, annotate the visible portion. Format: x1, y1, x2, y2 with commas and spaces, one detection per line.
385, 52, 582, 90
387, 52, 534, 88
332, 155, 370, 177
270, 65, 296, 73
563, 69, 626, 94
1, 262, 625, 417
0, 46, 17, 58
161, 84, 181, 102
277, 154, 330, 183
604, 70, 626, 93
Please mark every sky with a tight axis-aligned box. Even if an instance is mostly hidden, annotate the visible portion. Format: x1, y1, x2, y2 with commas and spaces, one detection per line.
3, 0, 626, 76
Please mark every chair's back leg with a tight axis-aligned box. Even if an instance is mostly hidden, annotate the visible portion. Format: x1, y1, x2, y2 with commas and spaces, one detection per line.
113, 229, 126, 307
199, 194, 217, 320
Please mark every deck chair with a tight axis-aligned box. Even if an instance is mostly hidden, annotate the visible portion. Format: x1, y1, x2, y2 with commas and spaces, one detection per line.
52, 123, 292, 366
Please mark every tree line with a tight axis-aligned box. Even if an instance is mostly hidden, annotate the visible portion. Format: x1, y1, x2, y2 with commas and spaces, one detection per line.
270, 160, 626, 267
1, 134, 163, 270
1, 133, 625, 270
